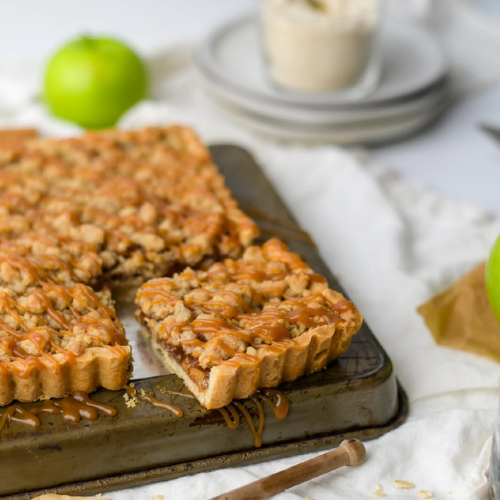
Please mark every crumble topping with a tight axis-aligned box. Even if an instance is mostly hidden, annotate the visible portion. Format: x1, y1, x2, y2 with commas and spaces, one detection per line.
0, 127, 258, 284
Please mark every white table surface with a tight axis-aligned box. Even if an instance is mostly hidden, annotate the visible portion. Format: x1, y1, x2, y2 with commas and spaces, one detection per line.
372, 0, 500, 218
372, 87, 500, 218
2, 0, 500, 216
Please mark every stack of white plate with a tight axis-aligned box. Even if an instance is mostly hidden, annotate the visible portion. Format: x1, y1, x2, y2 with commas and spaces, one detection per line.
195, 16, 451, 145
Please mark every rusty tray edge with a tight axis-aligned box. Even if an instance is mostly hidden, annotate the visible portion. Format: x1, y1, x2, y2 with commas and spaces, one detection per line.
7, 383, 408, 499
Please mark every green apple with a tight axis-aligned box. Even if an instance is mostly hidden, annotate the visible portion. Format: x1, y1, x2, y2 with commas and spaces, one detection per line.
486, 234, 500, 322
44, 36, 148, 129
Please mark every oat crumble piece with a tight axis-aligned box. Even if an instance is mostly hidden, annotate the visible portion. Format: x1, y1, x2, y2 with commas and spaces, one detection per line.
417, 491, 433, 499
394, 479, 414, 489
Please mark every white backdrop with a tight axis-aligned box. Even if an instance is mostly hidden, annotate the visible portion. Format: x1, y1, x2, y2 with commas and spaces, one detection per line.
0, 0, 496, 60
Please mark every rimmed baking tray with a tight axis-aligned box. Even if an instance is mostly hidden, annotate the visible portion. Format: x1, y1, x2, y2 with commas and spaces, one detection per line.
0, 145, 408, 498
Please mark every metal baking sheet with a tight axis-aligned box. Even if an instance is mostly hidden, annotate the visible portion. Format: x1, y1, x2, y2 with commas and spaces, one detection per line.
0, 145, 408, 498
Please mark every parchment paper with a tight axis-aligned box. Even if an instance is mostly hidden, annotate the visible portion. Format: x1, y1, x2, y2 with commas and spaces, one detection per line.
418, 262, 500, 362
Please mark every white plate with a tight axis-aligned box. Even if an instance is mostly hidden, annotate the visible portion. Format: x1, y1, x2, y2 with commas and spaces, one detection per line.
211, 91, 451, 145
195, 16, 447, 109
200, 74, 452, 126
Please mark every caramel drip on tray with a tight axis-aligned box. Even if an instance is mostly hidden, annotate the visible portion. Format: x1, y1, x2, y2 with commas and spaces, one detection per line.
126, 385, 137, 399
217, 389, 289, 447
259, 388, 289, 420
234, 397, 265, 448
141, 393, 183, 418
0, 404, 40, 432
31, 391, 117, 422
0, 391, 117, 432
219, 405, 240, 429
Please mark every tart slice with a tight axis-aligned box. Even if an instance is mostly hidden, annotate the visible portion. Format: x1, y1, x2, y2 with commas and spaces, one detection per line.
136, 238, 362, 409
0, 255, 131, 406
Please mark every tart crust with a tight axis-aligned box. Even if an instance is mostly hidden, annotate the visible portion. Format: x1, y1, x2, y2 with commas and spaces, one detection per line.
136, 238, 362, 409
0, 345, 131, 406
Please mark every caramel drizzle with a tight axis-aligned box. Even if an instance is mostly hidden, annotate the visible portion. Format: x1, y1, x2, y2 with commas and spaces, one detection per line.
219, 405, 240, 429
180, 293, 347, 363
129, 384, 183, 418
0, 391, 116, 432
234, 397, 265, 448
126, 385, 137, 399
218, 389, 289, 447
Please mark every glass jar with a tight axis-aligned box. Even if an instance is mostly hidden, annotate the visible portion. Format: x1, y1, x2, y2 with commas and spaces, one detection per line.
260, 0, 382, 97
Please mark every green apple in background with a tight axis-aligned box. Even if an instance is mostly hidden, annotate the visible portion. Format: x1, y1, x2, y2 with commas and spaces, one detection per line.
44, 36, 148, 129
486, 234, 500, 322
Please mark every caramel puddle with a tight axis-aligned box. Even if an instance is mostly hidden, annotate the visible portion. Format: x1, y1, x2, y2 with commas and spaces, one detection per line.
0, 391, 117, 432
0, 404, 40, 432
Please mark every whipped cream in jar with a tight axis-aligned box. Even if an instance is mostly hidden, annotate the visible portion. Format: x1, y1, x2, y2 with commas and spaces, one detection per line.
261, 0, 381, 94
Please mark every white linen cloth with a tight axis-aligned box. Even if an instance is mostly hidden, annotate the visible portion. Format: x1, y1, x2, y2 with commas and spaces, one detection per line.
2, 1, 500, 499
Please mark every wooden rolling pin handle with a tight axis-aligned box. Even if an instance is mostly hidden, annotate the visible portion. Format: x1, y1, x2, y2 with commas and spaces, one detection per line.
210, 439, 366, 500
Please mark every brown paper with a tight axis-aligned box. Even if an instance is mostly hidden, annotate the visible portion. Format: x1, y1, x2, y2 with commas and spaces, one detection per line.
417, 262, 500, 362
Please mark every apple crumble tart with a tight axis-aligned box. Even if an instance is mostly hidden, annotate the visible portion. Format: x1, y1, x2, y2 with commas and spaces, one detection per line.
0, 126, 257, 405
136, 238, 362, 409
